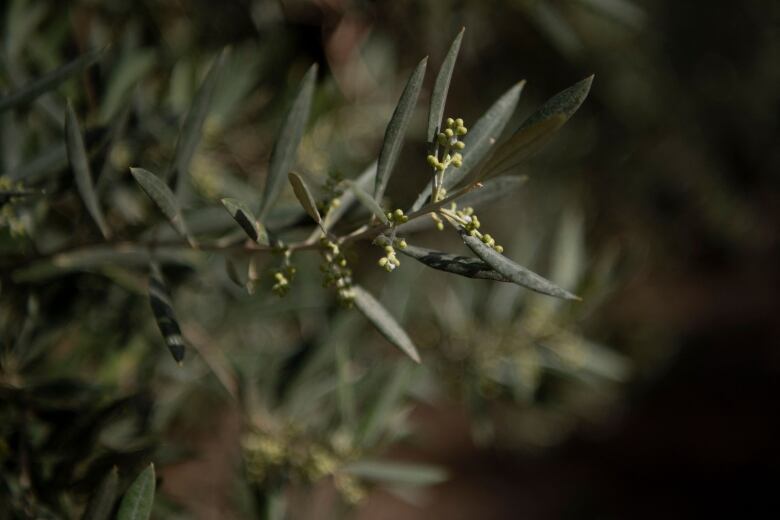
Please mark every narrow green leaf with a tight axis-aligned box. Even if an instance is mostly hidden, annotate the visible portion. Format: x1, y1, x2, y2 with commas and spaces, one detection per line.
347, 180, 390, 225
357, 363, 414, 447
82, 466, 119, 520
287, 172, 321, 224
374, 57, 428, 201
148, 266, 186, 363
259, 63, 317, 218
171, 50, 225, 187
0, 48, 105, 113
117, 463, 155, 520
411, 81, 524, 211
427, 28, 464, 144
459, 228, 580, 300
221, 197, 268, 244
480, 75, 593, 179
352, 285, 420, 363
99, 49, 155, 123
398, 243, 509, 282
343, 460, 448, 486
65, 101, 111, 238
129, 167, 194, 246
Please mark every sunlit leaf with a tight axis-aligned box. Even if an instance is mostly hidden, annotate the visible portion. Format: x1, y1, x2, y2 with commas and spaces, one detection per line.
427, 28, 464, 144
117, 463, 155, 520
347, 180, 390, 225
259, 63, 317, 218
129, 167, 194, 246
148, 265, 186, 363
0, 48, 105, 113
288, 172, 321, 225
65, 101, 111, 239
221, 197, 268, 244
352, 285, 420, 363
82, 466, 119, 520
459, 228, 580, 300
374, 57, 427, 201
343, 460, 448, 486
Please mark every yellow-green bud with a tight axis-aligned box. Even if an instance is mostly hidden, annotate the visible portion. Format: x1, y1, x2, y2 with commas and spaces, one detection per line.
457, 126, 468, 136
446, 117, 455, 127
445, 128, 454, 138
494, 245, 504, 254
455, 118, 464, 127
378, 257, 388, 267
454, 141, 465, 150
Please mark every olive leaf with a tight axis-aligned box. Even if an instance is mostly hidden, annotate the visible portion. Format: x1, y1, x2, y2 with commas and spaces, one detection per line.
352, 285, 420, 363
343, 460, 448, 486
0, 47, 105, 113
171, 49, 225, 188
479, 75, 593, 180
347, 180, 390, 225
65, 101, 111, 238
148, 266, 186, 363
398, 243, 509, 282
259, 63, 317, 218
320, 161, 376, 231
411, 81, 524, 210
427, 28, 464, 144
221, 197, 268, 244
459, 228, 580, 300
82, 466, 119, 520
357, 363, 414, 447
288, 172, 321, 225
129, 167, 195, 247
117, 463, 155, 520
374, 57, 428, 201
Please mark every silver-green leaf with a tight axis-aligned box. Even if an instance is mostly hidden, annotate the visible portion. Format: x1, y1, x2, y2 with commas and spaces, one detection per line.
352, 285, 420, 363
398, 243, 509, 282
343, 460, 448, 486
347, 180, 390, 225
82, 466, 119, 520
0, 48, 105, 113
287, 172, 321, 225
459, 228, 580, 300
221, 197, 268, 244
259, 63, 317, 218
148, 265, 186, 363
129, 167, 194, 246
117, 463, 155, 520
427, 28, 464, 144
65, 101, 111, 238
374, 57, 428, 201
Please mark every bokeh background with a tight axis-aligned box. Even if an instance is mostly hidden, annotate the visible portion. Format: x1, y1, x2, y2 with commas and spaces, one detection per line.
2, 0, 778, 518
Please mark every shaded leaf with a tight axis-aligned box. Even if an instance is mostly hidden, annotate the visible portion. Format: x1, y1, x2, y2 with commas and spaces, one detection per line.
411, 81, 524, 210
82, 466, 119, 520
221, 197, 268, 244
427, 28, 464, 144
288, 172, 321, 224
259, 64, 317, 218
129, 167, 194, 246
398, 243, 509, 282
374, 57, 428, 200
172, 49, 225, 188
65, 101, 111, 238
117, 463, 155, 520
148, 266, 186, 363
99, 49, 155, 123
347, 180, 390, 225
459, 228, 579, 300
357, 363, 414, 447
353, 285, 420, 363
0, 48, 105, 113
344, 460, 448, 486
480, 75, 593, 179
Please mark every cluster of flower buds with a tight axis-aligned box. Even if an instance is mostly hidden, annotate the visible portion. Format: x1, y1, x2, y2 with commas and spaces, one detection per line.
320, 171, 345, 215
456, 205, 504, 253
385, 208, 409, 225
319, 238, 355, 305
377, 238, 407, 272
427, 117, 468, 171
270, 245, 296, 296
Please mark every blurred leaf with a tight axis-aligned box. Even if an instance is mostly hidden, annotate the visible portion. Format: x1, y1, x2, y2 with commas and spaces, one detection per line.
259, 63, 317, 218
480, 75, 592, 179
82, 466, 118, 520
347, 180, 389, 225
411, 81, 524, 210
427, 28, 464, 144
221, 197, 268, 244
129, 167, 195, 246
148, 265, 186, 363
459, 228, 580, 300
353, 285, 420, 363
65, 101, 111, 239
0, 48, 105, 113
320, 161, 376, 232
398, 243, 508, 281
374, 57, 428, 200
357, 363, 414, 447
99, 49, 155, 122
287, 172, 321, 225
172, 49, 225, 188
117, 463, 155, 520
343, 460, 447, 486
